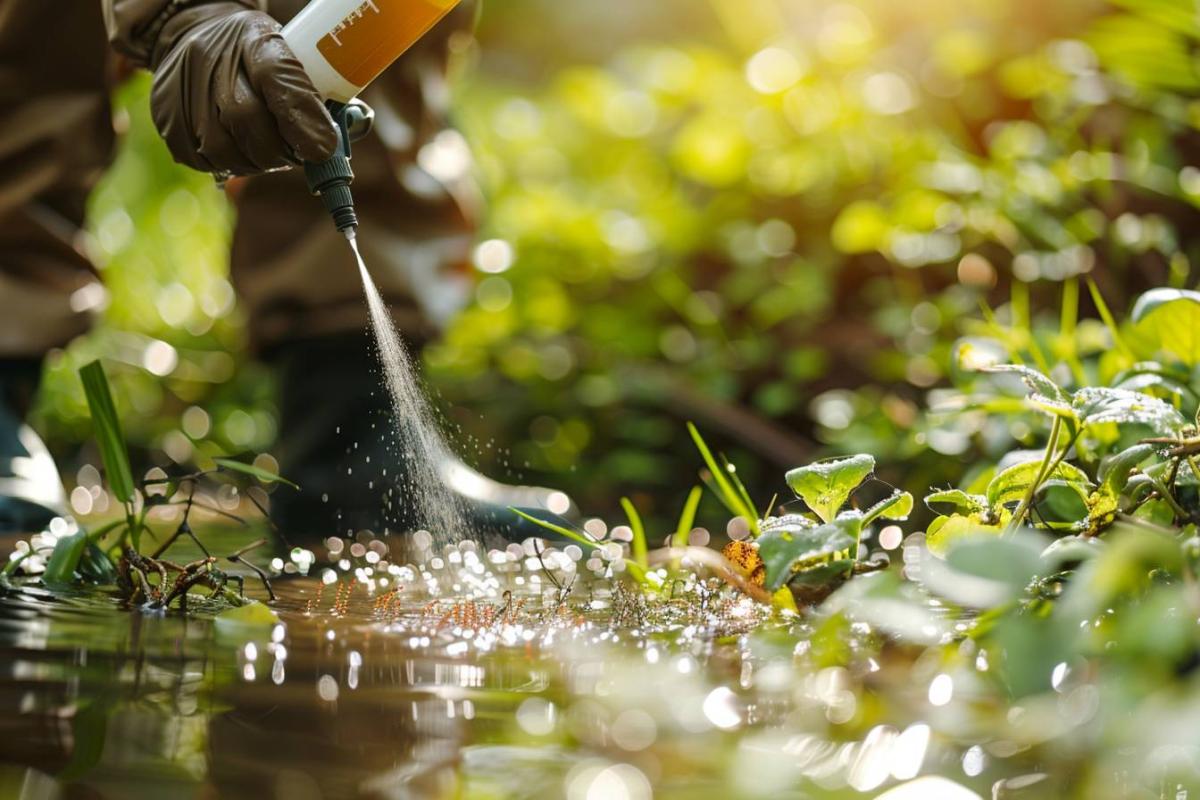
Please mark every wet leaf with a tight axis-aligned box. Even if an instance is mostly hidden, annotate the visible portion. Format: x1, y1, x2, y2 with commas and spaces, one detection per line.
1131, 287, 1200, 366
986, 460, 1092, 509
919, 530, 1048, 608
924, 489, 988, 516
925, 512, 1005, 556
863, 490, 914, 523
785, 454, 875, 523
214, 458, 299, 489
757, 513, 860, 591
982, 364, 1068, 402
79, 361, 135, 505
1070, 387, 1187, 435
43, 531, 87, 586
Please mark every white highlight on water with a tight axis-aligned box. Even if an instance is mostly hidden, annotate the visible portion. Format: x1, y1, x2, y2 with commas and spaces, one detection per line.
348, 230, 466, 542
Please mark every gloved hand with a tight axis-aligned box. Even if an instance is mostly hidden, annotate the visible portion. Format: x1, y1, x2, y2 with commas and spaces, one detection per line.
106, 1, 339, 175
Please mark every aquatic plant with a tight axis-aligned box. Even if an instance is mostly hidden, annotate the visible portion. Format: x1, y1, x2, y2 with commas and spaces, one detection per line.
4, 361, 288, 611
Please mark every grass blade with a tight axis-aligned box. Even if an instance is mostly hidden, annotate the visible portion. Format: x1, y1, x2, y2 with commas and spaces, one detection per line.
79, 361, 135, 504
620, 497, 648, 569
1086, 278, 1134, 361
510, 508, 647, 583
687, 422, 758, 532
214, 458, 299, 489
674, 486, 704, 547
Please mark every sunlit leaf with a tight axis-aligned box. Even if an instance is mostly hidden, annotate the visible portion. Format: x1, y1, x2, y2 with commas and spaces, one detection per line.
925, 512, 1005, 556
986, 460, 1092, 509
79, 361, 135, 505
1070, 387, 1188, 435
924, 489, 988, 516
1131, 287, 1200, 366
919, 530, 1048, 608
785, 454, 875, 524
863, 490, 913, 524
981, 364, 1068, 403
757, 513, 860, 591
43, 531, 87, 587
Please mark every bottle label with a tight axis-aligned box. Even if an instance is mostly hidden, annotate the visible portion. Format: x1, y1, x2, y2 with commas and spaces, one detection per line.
317, 0, 458, 88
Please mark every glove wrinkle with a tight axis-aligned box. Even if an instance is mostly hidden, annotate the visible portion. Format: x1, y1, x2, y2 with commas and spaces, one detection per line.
125, 2, 336, 176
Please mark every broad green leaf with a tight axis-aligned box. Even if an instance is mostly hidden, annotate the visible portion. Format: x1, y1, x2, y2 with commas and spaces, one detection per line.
1041, 535, 1104, 569
1112, 362, 1197, 403
1097, 443, 1157, 496
43, 531, 87, 586
213, 458, 299, 489
786, 454, 875, 523
919, 530, 1048, 608
1131, 287, 1200, 366
79, 361, 135, 504
1070, 387, 1187, 435
986, 460, 1092, 509
924, 489, 988, 516
925, 512, 1005, 556
982, 364, 1068, 402
758, 513, 860, 591
863, 491, 913, 524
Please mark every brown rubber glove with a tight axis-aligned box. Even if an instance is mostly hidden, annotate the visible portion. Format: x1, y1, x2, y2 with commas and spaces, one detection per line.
104, 0, 338, 175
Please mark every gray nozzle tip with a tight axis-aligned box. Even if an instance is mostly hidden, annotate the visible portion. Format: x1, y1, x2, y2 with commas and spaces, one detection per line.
317, 181, 358, 233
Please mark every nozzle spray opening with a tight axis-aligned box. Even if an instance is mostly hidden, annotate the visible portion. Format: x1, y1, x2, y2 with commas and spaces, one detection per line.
304, 100, 374, 233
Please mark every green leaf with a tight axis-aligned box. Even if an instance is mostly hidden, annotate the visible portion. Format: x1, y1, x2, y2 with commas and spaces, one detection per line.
674, 486, 704, 547
924, 489, 988, 516
620, 497, 648, 569
79, 361, 135, 505
785, 454, 875, 524
863, 491, 914, 525
213, 458, 299, 489
920, 530, 1048, 608
43, 531, 88, 586
78, 542, 119, 584
982, 364, 1069, 403
986, 459, 1092, 509
1131, 287, 1200, 366
1098, 443, 1157, 497
925, 512, 1005, 556
688, 423, 758, 532
1070, 387, 1187, 436
757, 513, 860, 591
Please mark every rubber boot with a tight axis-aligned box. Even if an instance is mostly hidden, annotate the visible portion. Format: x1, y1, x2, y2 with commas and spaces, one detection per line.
0, 360, 68, 534
269, 333, 574, 546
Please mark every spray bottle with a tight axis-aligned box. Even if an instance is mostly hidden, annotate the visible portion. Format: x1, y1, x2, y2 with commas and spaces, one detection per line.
282, 0, 464, 232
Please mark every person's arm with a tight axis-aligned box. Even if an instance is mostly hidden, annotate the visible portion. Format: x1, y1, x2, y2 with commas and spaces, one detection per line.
100, 0, 337, 175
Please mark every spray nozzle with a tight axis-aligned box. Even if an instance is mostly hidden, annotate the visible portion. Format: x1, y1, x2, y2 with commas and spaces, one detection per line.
304, 99, 375, 233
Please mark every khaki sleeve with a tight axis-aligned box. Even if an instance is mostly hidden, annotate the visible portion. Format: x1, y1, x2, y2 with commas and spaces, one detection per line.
100, 0, 265, 66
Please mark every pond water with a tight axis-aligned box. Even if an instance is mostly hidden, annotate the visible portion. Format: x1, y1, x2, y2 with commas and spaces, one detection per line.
0, 527, 1193, 800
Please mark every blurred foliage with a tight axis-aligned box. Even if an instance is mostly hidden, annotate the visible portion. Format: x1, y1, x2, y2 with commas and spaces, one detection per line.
30, 0, 1200, 531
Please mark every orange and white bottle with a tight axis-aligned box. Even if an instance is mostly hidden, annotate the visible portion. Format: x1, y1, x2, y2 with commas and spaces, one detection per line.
283, 0, 462, 103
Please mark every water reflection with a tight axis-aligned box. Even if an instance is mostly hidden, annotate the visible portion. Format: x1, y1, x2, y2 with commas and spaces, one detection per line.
0, 531, 1193, 799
